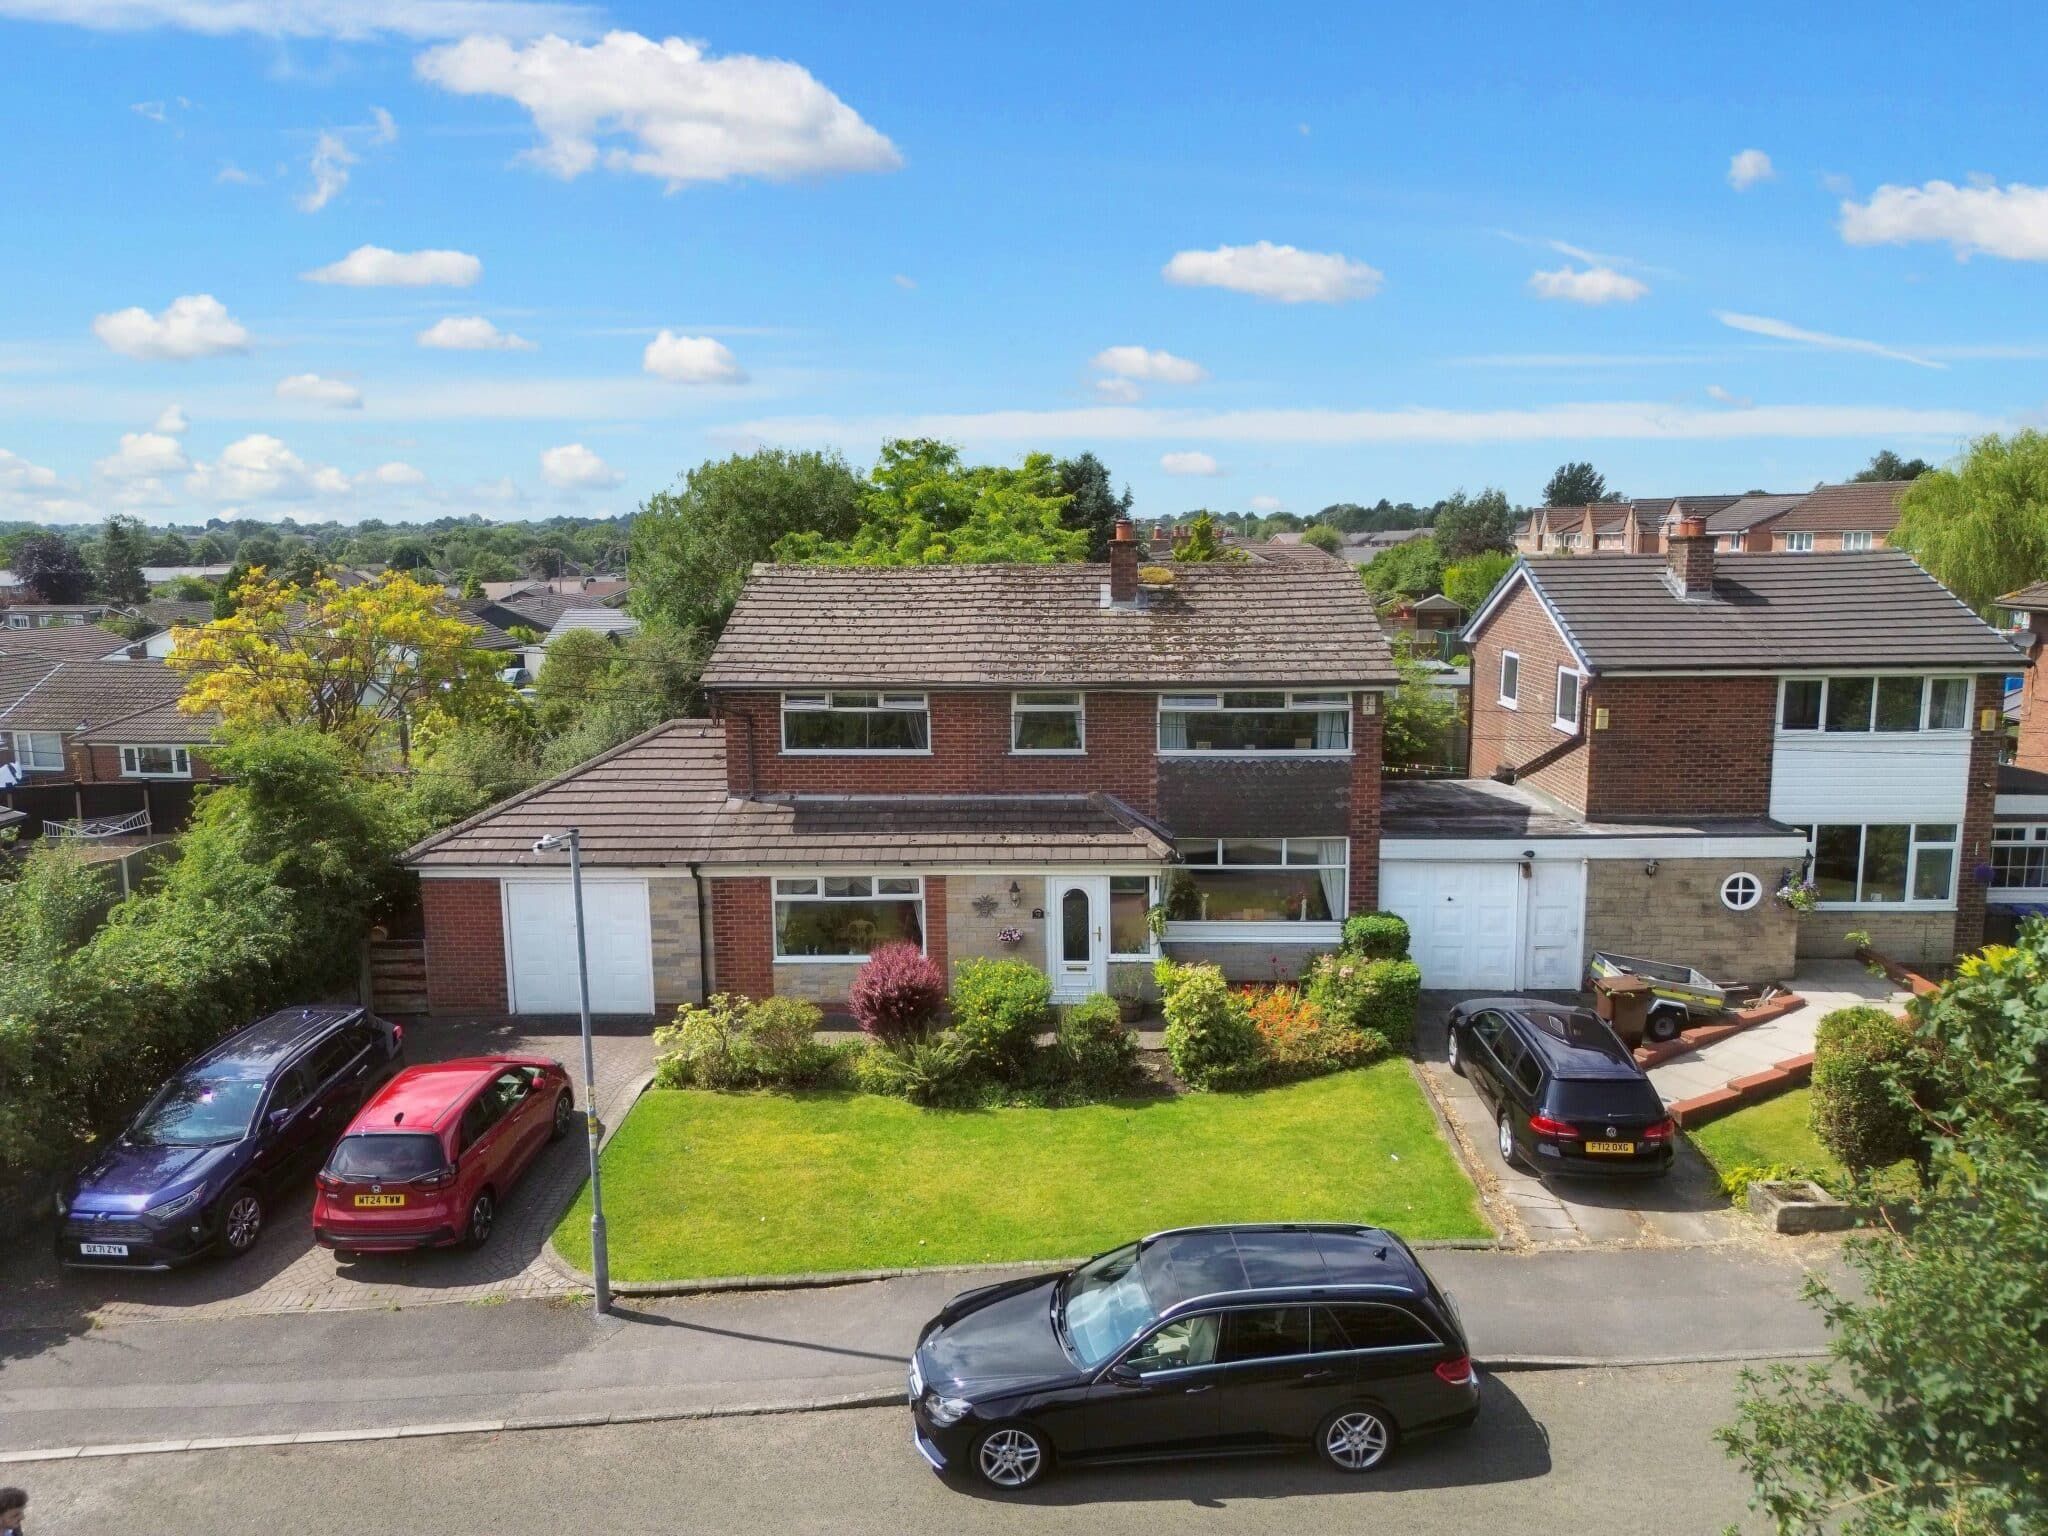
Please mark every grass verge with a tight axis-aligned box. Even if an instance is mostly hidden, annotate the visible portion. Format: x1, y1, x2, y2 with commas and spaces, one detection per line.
1688, 1087, 1916, 1199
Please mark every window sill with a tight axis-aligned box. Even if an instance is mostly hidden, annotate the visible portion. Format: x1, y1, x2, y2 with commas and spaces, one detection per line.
1497, 698, 1519, 711
121, 773, 192, 781
1809, 901, 1957, 914
778, 749, 934, 757
1552, 718, 1577, 734
1156, 749, 1352, 760
1008, 749, 1087, 757
773, 952, 924, 965
1161, 921, 1343, 944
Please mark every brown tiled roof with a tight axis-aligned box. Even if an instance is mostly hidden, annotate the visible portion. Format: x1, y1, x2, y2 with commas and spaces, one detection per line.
702, 562, 1395, 690
2001, 580, 2048, 613
1770, 480, 1909, 535
1508, 551, 2023, 672
402, 719, 1174, 870
137, 599, 217, 628
1701, 493, 1805, 534
0, 623, 147, 661
0, 656, 218, 739
75, 695, 219, 746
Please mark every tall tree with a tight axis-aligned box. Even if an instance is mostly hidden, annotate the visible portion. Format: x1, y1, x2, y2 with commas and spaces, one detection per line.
1542, 462, 1614, 506
1359, 536, 1445, 599
145, 532, 191, 565
10, 530, 92, 604
1852, 449, 1933, 483
1055, 452, 1133, 559
1432, 489, 1515, 560
630, 447, 865, 636
1300, 523, 1344, 553
1170, 510, 1245, 562
1892, 431, 2048, 615
1442, 549, 1517, 615
1317, 502, 1373, 532
93, 515, 149, 605
524, 544, 567, 579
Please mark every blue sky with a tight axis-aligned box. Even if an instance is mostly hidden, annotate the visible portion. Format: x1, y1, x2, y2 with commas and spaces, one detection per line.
1, 0, 2044, 528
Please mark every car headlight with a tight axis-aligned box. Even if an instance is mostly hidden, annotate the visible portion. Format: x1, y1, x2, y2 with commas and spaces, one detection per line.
147, 1187, 205, 1219
922, 1392, 972, 1428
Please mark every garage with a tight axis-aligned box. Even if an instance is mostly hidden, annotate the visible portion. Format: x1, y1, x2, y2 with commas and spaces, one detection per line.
1379, 858, 1585, 992
504, 879, 656, 1015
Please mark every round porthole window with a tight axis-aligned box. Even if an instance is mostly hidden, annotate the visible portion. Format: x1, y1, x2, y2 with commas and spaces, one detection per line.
1720, 871, 1762, 912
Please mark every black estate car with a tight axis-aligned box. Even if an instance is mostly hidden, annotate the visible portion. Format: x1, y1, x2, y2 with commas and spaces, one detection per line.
907, 1223, 1479, 1490
1446, 997, 1674, 1178
56, 1005, 404, 1270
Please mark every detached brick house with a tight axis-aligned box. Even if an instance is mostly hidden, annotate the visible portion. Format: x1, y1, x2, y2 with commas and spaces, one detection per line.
403, 526, 1397, 1015
0, 654, 220, 784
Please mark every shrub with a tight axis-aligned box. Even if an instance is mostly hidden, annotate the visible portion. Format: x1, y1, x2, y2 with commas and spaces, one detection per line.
1812, 1005, 1929, 1171
848, 941, 946, 1043
652, 994, 750, 1089
1341, 911, 1411, 960
852, 1032, 971, 1106
1159, 962, 1262, 1090
1059, 994, 1138, 1090
1241, 984, 1389, 1078
743, 996, 844, 1086
949, 958, 1054, 1073
1305, 954, 1422, 1050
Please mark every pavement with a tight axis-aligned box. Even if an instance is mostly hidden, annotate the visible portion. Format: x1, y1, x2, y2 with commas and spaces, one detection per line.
1647, 960, 1906, 1106
0, 1243, 1839, 1458
14, 1360, 1780, 1534
0, 1013, 656, 1327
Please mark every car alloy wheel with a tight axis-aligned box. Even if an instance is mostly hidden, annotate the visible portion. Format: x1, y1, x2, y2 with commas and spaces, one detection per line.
1498, 1112, 1520, 1170
551, 1092, 574, 1143
1321, 1408, 1392, 1472
466, 1191, 495, 1248
974, 1425, 1046, 1489
1446, 1030, 1463, 1075
222, 1188, 263, 1257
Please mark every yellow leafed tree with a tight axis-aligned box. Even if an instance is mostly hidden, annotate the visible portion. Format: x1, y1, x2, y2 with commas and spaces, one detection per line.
168, 567, 513, 762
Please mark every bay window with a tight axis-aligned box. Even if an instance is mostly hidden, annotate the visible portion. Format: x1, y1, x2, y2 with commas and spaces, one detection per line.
1805, 823, 1958, 906
781, 692, 929, 753
1165, 838, 1348, 923
1157, 691, 1350, 754
1778, 675, 1972, 734
1012, 691, 1084, 753
119, 745, 190, 778
9, 730, 64, 773
772, 875, 924, 959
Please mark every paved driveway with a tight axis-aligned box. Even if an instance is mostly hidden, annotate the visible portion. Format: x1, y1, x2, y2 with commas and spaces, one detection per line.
1414, 992, 1743, 1247
0, 1014, 656, 1329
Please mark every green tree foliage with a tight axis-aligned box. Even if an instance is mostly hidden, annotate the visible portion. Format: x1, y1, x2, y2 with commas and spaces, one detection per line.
525, 543, 567, 579
145, 532, 191, 564
1892, 431, 2048, 615
1432, 488, 1515, 560
1719, 929, 2048, 1534
1171, 510, 1245, 562
629, 447, 864, 635
384, 539, 431, 570
10, 529, 93, 603
192, 533, 227, 562
1442, 549, 1516, 615
533, 629, 626, 735
775, 439, 1084, 566
1360, 535, 1445, 599
1380, 649, 1463, 771
1542, 462, 1617, 506
1853, 450, 1933, 483
1300, 523, 1344, 553
93, 514, 149, 605
1055, 451, 1133, 559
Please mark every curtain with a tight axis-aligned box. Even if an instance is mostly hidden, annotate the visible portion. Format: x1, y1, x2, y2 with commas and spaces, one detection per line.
1313, 708, 1347, 749
1159, 711, 1188, 750
1317, 840, 1347, 919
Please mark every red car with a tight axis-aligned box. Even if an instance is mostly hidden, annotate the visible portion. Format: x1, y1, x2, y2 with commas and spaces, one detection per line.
313, 1056, 574, 1254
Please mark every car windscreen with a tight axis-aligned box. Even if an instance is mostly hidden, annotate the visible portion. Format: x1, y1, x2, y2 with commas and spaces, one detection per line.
1061, 1243, 1157, 1369
128, 1074, 266, 1146
1548, 1076, 1666, 1121
325, 1133, 446, 1180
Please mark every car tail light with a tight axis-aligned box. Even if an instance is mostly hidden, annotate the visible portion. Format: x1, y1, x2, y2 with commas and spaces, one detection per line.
410, 1166, 457, 1191
1642, 1118, 1675, 1142
392, 1023, 404, 1050
1434, 1355, 1475, 1385
315, 1171, 344, 1194
1528, 1114, 1579, 1138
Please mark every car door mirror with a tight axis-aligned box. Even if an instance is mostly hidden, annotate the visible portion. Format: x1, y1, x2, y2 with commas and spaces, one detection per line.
1107, 1360, 1140, 1383
266, 1107, 292, 1134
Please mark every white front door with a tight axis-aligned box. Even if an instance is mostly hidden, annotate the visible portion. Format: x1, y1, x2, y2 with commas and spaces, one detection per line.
504, 879, 656, 1015
1045, 876, 1109, 1002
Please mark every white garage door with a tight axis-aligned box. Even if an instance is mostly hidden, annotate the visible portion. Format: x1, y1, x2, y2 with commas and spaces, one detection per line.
504, 879, 655, 1015
1380, 862, 1520, 989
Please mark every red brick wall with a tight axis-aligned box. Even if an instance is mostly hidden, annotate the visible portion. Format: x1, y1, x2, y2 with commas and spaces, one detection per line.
2015, 622, 2048, 773
714, 690, 1159, 810
421, 879, 508, 1013
1955, 674, 2003, 957
923, 876, 950, 980
1468, 580, 1590, 811
1349, 698, 1382, 914
709, 876, 773, 999
1770, 531, 1892, 552
1582, 675, 1777, 819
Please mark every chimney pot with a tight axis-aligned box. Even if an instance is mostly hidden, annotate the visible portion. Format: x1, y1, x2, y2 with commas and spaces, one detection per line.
1666, 515, 1716, 597
1108, 517, 1139, 602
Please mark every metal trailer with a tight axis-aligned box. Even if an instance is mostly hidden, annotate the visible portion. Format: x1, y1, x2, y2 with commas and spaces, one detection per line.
1587, 951, 1731, 1042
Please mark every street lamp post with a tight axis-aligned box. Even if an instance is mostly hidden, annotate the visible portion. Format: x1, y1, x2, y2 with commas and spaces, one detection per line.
533, 828, 610, 1317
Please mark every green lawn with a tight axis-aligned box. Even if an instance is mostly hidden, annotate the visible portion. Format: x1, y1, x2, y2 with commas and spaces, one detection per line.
1688, 1087, 1917, 1199
556, 1063, 1489, 1281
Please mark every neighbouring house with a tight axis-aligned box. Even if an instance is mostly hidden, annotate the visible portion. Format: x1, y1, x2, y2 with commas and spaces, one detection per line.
402, 522, 1395, 1016
139, 564, 233, 585
1696, 493, 1805, 552
0, 655, 220, 784
1516, 496, 1750, 556
1987, 580, 2048, 936
1, 602, 120, 629
0, 622, 161, 662
516, 607, 641, 678
1516, 485, 1911, 558
0, 568, 25, 600
1337, 527, 1433, 565
1767, 480, 1911, 552
1454, 521, 2022, 977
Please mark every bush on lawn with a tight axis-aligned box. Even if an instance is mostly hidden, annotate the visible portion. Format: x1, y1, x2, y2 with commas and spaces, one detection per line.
848, 941, 946, 1043
652, 994, 844, 1090
949, 957, 1054, 1073
851, 1031, 972, 1107
1159, 961, 1263, 1090
1305, 953, 1422, 1050
1812, 1005, 1931, 1172
1241, 985, 1388, 1078
1059, 994, 1138, 1091
1341, 911, 1411, 960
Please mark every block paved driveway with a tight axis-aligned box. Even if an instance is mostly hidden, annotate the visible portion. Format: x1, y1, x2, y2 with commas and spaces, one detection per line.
0, 1014, 655, 1330
1415, 992, 1744, 1247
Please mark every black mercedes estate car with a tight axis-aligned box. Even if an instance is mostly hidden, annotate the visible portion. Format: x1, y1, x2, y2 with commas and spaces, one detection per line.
907, 1223, 1479, 1489
1446, 997, 1674, 1178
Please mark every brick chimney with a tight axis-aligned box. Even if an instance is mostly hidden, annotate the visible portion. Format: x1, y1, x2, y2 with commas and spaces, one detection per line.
1108, 517, 1139, 603
1666, 515, 1716, 598
2016, 611, 2048, 772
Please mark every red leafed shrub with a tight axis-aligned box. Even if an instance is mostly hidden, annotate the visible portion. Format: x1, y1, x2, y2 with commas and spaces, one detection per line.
849, 941, 947, 1043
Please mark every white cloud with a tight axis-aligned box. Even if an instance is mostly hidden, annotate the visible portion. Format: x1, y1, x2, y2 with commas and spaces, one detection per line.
643, 330, 744, 383
1091, 345, 1208, 385
216, 162, 259, 185
1728, 149, 1775, 190
540, 441, 624, 490
892, 273, 916, 290
1161, 450, 1221, 476
131, 99, 167, 123
303, 245, 481, 287
276, 372, 364, 408
1715, 310, 1944, 369
417, 315, 534, 351
1249, 494, 1284, 513
185, 433, 347, 503
0, 1, 598, 41
1527, 265, 1649, 305
299, 107, 398, 213
359, 460, 426, 487
1163, 241, 1382, 303
0, 447, 88, 522
92, 293, 249, 361
1093, 376, 1144, 404
153, 403, 188, 433
1705, 384, 1754, 407
0, 446, 60, 492
1840, 178, 2048, 262
414, 30, 901, 190
96, 430, 189, 480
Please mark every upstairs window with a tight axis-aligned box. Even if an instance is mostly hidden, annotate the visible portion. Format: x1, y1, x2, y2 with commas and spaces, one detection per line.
1779, 676, 1971, 734
781, 691, 929, 753
1784, 531, 1816, 552
1011, 691, 1084, 753
10, 730, 64, 772
1157, 691, 1350, 754
120, 745, 190, 778
1842, 530, 1874, 552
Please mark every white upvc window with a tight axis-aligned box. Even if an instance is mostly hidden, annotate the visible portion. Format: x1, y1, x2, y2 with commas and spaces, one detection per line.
1156, 691, 1350, 754
1805, 822, 1959, 908
1011, 691, 1084, 753
1498, 651, 1520, 709
119, 744, 190, 778
1991, 823, 2048, 891
1777, 675, 1973, 735
1554, 667, 1582, 731
10, 730, 64, 772
771, 874, 925, 959
5, 613, 27, 629
1555, 531, 1581, 550
1164, 837, 1349, 923
1842, 530, 1874, 552
1108, 874, 1158, 958
1784, 531, 1816, 553
780, 691, 930, 754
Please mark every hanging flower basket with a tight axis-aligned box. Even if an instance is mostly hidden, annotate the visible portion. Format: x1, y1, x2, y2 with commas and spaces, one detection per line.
996, 926, 1026, 946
